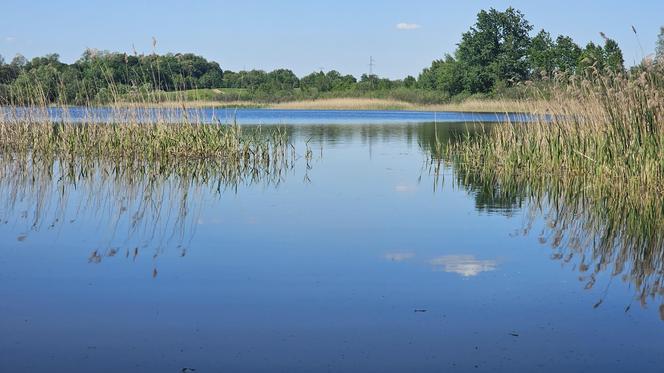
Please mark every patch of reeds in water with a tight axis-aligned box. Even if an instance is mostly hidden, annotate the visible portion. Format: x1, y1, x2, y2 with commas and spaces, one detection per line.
0, 106, 290, 164
0, 81, 302, 276
443, 65, 664, 191
429, 64, 664, 317
1, 70, 293, 164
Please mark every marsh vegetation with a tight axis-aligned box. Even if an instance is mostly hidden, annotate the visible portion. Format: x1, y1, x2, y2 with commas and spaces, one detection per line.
426, 63, 664, 315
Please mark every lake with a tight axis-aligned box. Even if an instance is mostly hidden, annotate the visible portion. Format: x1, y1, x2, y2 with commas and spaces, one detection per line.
1, 110, 662, 372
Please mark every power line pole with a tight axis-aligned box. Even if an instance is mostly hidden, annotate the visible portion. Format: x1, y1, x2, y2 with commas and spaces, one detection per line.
368, 56, 375, 76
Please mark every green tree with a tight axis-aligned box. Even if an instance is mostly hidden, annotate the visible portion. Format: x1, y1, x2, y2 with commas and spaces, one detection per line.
578, 42, 605, 73
266, 69, 299, 91
11, 54, 28, 68
0, 54, 21, 84
403, 75, 416, 88
417, 55, 464, 95
327, 71, 356, 91
552, 36, 582, 74
578, 37, 624, 74
528, 30, 556, 78
656, 27, 664, 63
603, 38, 624, 72
456, 7, 533, 92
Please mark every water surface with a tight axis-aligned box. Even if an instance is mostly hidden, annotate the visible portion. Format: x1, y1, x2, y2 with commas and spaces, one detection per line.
1, 112, 662, 372
1, 106, 531, 125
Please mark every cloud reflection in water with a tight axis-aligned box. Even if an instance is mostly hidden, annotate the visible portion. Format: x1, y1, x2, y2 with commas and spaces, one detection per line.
430, 255, 498, 277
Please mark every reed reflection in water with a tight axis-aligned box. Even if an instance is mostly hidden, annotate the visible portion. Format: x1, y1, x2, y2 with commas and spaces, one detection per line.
0, 146, 306, 275
428, 141, 664, 319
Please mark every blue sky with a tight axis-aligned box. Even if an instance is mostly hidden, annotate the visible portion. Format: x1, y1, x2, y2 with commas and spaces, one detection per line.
1, 1, 662, 79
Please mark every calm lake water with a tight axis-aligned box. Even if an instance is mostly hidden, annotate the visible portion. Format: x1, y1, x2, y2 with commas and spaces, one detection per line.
1, 106, 534, 125
1, 110, 662, 372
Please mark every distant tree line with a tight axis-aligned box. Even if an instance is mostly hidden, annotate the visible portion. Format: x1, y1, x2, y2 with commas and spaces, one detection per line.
0, 48, 423, 104
0, 7, 652, 105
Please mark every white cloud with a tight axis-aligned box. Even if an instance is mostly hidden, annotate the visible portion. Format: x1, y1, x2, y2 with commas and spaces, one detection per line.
4, 36, 16, 43
430, 255, 498, 277
396, 23, 421, 30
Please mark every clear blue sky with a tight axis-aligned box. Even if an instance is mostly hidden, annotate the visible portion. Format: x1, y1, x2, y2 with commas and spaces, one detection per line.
1, 0, 662, 79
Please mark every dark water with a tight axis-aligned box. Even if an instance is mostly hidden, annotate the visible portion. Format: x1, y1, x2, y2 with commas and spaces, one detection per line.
1, 112, 662, 372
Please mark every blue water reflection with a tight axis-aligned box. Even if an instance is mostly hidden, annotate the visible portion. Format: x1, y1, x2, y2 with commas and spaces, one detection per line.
0, 118, 661, 372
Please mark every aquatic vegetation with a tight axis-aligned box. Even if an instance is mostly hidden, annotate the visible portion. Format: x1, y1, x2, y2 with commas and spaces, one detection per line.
428, 65, 664, 313
0, 87, 298, 273
0, 80, 304, 266
0, 150, 300, 272
269, 97, 539, 112
453, 169, 664, 310
442, 67, 664, 191
0, 107, 291, 163
0, 100, 297, 263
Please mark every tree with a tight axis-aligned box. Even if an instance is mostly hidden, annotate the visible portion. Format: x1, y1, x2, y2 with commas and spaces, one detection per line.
456, 7, 533, 93
403, 75, 416, 88
266, 69, 299, 91
528, 30, 556, 78
578, 37, 624, 75
656, 27, 664, 63
357, 74, 393, 91
11, 54, 28, 68
527, 32, 581, 77
327, 71, 356, 91
578, 42, 605, 73
552, 36, 582, 74
603, 38, 624, 73
300, 71, 328, 92
417, 54, 464, 95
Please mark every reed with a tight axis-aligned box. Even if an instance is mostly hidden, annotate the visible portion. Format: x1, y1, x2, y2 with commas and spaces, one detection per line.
0, 146, 300, 274
440, 63, 664, 194
269, 97, 542, 112
0, 73, 299, 269
446, 166, 664, 312
429, 63, 664, 312
1, 89, 291, 167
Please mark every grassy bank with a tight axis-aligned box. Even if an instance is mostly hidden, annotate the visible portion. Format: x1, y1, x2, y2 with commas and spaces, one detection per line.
109, 86, 545, 112
269, 97, 544, 112
107, 95, 544, 113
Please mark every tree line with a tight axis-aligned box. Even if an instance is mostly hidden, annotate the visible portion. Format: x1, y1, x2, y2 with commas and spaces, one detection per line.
0, 6, 656, 105
0, 48, 417, 104
417, 7, 627, 96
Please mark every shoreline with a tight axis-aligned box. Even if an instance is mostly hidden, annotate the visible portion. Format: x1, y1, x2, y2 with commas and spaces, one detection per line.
87, 97, 546, 113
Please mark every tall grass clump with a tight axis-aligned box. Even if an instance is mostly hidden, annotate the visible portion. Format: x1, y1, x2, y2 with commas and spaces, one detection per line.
0, 75, 301, 269
430, 63, 664, 312
0, 71, 293, 167
442, 63, 664, 195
